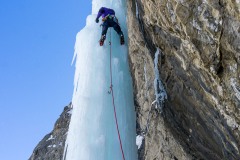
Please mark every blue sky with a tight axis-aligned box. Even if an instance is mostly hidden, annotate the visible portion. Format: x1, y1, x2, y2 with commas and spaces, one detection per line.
0, 0, 91, 159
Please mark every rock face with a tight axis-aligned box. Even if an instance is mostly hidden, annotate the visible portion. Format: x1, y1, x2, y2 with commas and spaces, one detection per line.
29, 104, 72, 160
30, 1, 240, 159
127, 0, 240, 160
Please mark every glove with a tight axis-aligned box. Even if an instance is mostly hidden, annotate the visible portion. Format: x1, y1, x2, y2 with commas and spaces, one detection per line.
95, 18, 99, 23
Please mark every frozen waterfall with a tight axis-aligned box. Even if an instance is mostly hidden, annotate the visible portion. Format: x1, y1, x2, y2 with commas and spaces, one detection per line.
63, 0, 137, 160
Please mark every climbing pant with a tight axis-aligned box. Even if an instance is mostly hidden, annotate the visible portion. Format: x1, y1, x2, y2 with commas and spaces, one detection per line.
102, 19, 123, 37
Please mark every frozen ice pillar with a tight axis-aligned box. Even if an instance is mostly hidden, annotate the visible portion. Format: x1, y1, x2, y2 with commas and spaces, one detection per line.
63, 0, 137, 160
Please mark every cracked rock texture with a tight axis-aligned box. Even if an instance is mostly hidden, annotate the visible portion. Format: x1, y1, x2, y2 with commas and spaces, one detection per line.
29, 104, 72, 160
127, 0, 240, 159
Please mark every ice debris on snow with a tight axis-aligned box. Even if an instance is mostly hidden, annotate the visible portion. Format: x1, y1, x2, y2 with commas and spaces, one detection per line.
136, 135, 144, 149
153, 48, 167, 111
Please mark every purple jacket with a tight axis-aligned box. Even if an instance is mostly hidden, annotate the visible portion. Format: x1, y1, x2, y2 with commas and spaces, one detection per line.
96, 7, 115, 20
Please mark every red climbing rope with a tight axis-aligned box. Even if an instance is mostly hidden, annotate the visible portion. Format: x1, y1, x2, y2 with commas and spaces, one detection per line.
108, 29, 126, 160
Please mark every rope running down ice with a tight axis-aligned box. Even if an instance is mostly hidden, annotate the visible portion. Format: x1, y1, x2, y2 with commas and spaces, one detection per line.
108, 29, 126, 160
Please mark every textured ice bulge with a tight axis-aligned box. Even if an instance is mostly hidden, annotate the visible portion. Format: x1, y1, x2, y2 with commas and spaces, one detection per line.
64, 0, 137, 160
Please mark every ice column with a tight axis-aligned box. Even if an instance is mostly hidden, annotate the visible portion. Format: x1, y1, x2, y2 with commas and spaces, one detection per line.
64, 0, 137, 160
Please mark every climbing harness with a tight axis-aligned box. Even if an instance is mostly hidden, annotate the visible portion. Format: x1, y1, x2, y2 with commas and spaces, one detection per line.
108, 29, 126, 160
102, 14, 119, 24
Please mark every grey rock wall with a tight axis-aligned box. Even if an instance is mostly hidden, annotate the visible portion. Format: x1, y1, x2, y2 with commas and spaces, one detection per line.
29, 103, 72, 160
127, 0, 240, 159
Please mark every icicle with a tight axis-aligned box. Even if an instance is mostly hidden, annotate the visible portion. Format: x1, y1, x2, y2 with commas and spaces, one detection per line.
135, 1, 139, 17
153, 48, 167, 112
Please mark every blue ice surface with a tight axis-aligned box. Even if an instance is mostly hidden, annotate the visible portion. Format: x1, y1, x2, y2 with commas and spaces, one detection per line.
64, 0, 137, 160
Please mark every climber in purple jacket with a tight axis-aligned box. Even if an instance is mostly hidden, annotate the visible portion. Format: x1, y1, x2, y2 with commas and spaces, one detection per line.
95, 7, 124, 46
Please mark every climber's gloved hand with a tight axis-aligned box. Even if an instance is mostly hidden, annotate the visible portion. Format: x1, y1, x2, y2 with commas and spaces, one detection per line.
95, 18, 99, 23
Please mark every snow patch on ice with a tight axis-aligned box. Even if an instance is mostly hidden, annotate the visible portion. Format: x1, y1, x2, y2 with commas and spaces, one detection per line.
136, 135, 144, 149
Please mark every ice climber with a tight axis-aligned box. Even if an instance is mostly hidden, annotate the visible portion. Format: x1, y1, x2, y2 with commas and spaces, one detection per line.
95, 7, 125, 46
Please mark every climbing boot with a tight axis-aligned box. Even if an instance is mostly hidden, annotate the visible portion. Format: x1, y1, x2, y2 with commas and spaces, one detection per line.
120, 35, 124, 45
99, 35, 106, 46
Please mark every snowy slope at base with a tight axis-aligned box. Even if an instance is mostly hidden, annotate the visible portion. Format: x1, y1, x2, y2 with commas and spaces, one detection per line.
64, 0, 137, 160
